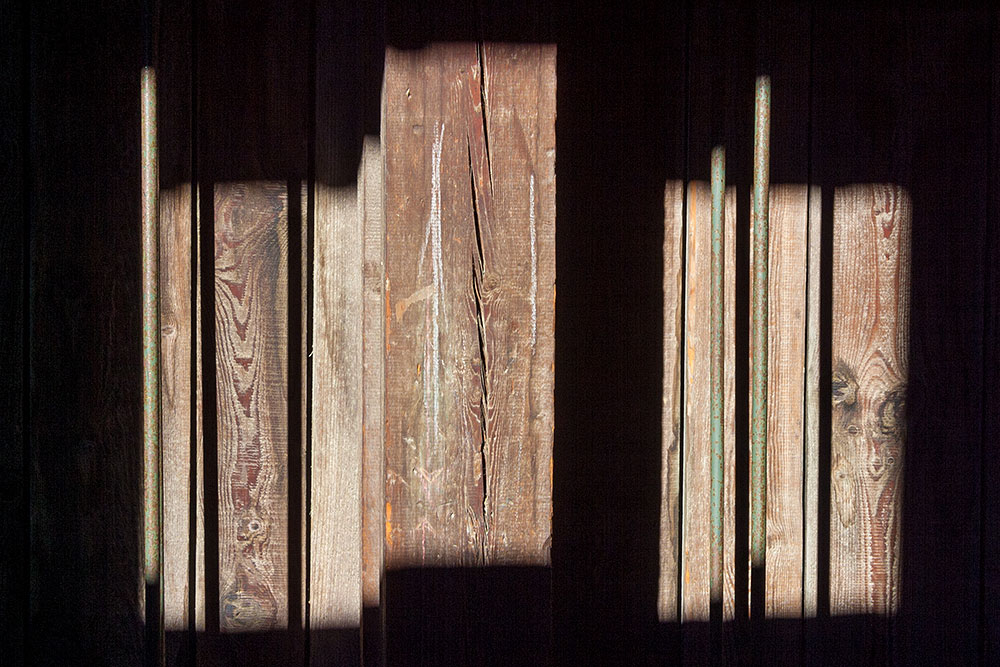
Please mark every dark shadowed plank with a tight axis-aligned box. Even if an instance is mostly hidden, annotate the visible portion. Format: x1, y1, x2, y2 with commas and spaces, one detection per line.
29, 0, 144, 662
0, 0, 26, 661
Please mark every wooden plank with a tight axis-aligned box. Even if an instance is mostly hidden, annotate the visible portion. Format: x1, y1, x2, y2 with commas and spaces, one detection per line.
214, 182, 290, 631
160, 184, 193, 644
763, 186, 806, 622
0, 0, 26, 660
360, 135, 386, 664
309, 175, 363, 655
680, 182, 736, 647
830, 184, 909, 617
383, 42, 555, 662
804, 185, 821, 620
659, 180, 683, 624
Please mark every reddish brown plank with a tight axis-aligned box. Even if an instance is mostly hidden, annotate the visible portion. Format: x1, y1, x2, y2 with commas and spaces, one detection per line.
214, 182, 290, 632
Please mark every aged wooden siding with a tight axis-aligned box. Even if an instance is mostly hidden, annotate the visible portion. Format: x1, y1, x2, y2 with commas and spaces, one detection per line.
382, 42, 555, 661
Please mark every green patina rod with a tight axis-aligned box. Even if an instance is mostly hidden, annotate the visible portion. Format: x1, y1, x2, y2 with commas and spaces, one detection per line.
710, 146, 725, 608
751, 76, 771, 576
141, 65, 162, 634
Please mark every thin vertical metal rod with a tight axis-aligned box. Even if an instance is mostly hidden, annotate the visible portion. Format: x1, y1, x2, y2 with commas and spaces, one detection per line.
141, 64, 163, 661
710, 146, 726, 610
750, 76, 771, 580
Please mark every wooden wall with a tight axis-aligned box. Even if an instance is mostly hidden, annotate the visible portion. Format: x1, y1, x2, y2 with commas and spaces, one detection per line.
3, 1, 998, 665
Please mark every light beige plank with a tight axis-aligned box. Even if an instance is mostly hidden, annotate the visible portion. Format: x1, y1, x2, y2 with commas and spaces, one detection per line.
804, 185, 821, 618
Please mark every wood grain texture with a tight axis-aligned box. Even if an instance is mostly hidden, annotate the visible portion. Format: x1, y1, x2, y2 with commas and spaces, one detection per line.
382, 43, 555, 662
360, 135, 386, 658
659, 180, 683, 623
384, 42, 554, 570
214, 182, 290, 632
831, 184, 909, 617
680, 182, 736, 630
309, 176, 362, 643
160, 184, 194, 639
764, 186, 806, 620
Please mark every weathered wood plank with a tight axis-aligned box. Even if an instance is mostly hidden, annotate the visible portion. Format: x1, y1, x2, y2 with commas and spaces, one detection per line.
830, 184, 909, 617
360, 135, 386, 663
214, 182, 290, 632
383, 42, 555, 662
160, 184, 193, 644
680, 182, 736, 642
659, 180, 683, 624
309, 177, 363, 655
763, 186, 806, 622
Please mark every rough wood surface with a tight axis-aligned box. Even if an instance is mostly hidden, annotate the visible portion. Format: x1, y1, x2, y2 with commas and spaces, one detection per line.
383, 42, 554, 570
360, 135, 386, 660
160, 184, 193, 640
309, 175, 362, 650
830, 184, 909, 616
762, 186, 807, 620
214, 182, 290, 632
680, 182, 736, 632
659, 180, 683, 623
382, 42, 555, 662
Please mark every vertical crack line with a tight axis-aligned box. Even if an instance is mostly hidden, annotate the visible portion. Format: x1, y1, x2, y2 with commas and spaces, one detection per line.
468, 139, 490, 551
476, 41, 494, 195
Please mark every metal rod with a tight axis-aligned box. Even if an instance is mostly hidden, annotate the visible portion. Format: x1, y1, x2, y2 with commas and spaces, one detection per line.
710, 146, 725, 609
141, 64, 163, 659
750, 76, 771, 577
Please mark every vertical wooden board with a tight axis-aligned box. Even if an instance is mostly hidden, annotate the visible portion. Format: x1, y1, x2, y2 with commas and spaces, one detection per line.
477, 43, 556, 565
659, 180, 683, 623
0, 0, 26, 660
214, 182, 290, 632
830, 184, 909, 617
804, 186, 821, 620
681, 181, 711, 629
160, 185, 193, 642
764, 186, 806, 620
360, 135, 386, 663
309, 177, 363, 653
681, 183, 736, 636
383, 43, 555, 662
383, 43, 484, 572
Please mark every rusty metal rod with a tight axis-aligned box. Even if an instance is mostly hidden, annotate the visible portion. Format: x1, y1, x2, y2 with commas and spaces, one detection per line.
750, 76, 771, 578
710, 146, 725, 610
141, 64, 163, 660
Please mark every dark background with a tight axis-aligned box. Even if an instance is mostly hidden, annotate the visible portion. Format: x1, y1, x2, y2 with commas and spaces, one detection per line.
1, 0, 997, 664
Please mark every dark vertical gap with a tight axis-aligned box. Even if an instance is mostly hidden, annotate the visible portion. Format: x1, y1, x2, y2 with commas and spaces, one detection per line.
980, 12, 995, 665
199, 181, 220, 634
21, 0, 32, 657
817, 185, 833, 622
286, 178, 303, 644
304, 0, 317, 661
